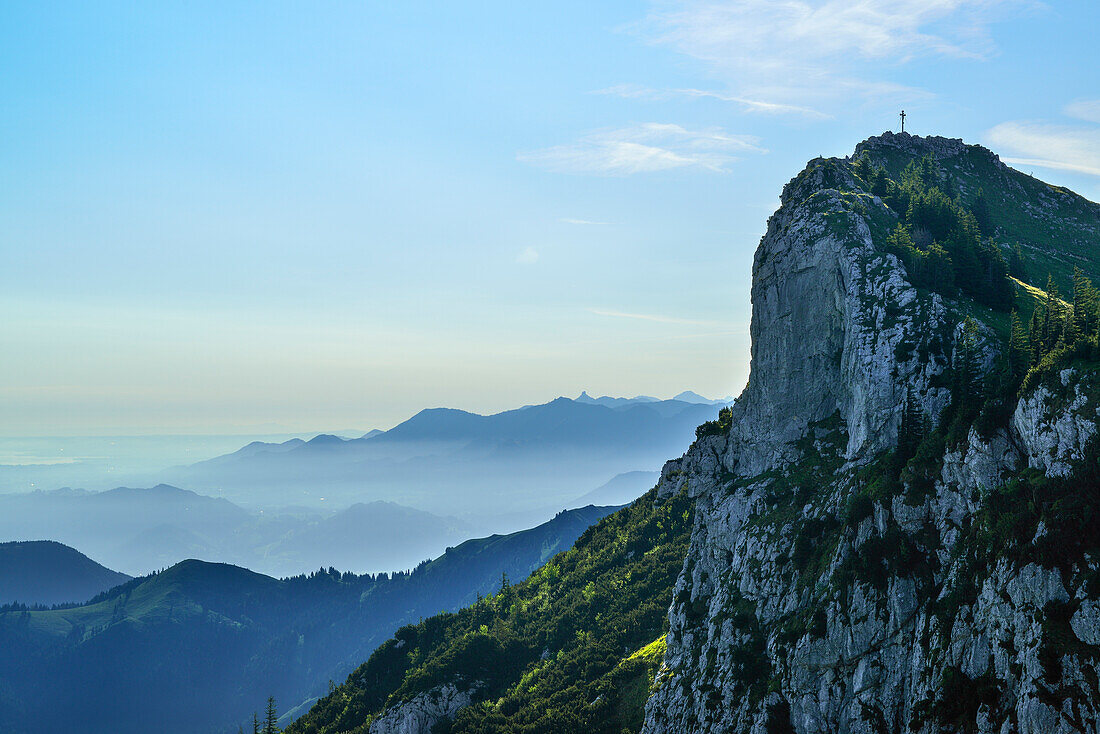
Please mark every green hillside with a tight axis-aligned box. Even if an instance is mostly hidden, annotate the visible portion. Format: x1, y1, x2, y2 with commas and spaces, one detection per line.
0, 505, 617, 734
854, 132, 1100, 291
0, 540, 130, 606
286, 487, 692, 734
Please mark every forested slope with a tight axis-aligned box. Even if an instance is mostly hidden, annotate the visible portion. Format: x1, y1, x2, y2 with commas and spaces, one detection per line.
286, 488, 693, 734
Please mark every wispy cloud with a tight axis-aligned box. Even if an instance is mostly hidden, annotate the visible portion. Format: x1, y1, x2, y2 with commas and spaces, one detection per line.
517, 123, 764, 176
516, 246, 540, 264
596, 84, 831, 119
987, 121, 1100, 178
559, 218, 609, 226
631, 0, 1026, 107
588, 308, 720, 326
1066, 99, 1100, 124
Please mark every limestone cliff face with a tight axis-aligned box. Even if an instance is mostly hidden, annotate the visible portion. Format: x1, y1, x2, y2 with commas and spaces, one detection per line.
715, 155, 951, 480
644, 136, 1100, 733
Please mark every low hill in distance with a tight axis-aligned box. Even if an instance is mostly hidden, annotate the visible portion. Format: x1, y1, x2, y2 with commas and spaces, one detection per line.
0, 485, 476, 578
567, 469, 660, 508
0, 503, 620, 734
0, 541, 130, 606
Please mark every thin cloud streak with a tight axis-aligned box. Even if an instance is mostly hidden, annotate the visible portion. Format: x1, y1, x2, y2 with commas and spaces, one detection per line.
596, 84, 831, 119
587, 307, 734, 327
518, 123, 764, 176
1002, 157, 1100, 178
987, 121, 1100, 178
559, 218, 610, 225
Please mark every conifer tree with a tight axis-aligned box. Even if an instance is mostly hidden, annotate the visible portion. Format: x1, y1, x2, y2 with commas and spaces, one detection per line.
1027, 306, 1044, 366
1039, 274, 1064, 354
870, 165, 890, 197
886, 224, 914, 252
1008, 311, 1030, 383
853, 152, 873, 181
971, 187, 992, 234
252, 712, 260, 734
1063, 306, 1083, 345
953, 318, 984, 416
1009, 243, 1027, 280
1071, 267, 1097, 340
263, 697, 278, 734
898, 386, 926, 460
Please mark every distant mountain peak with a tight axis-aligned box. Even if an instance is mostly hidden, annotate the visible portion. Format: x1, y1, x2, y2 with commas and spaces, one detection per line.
307, 434, 345, 445
574, 391, 659, 405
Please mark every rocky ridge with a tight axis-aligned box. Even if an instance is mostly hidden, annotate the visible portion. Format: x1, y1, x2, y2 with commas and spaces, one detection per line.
642, 134, 1100, 733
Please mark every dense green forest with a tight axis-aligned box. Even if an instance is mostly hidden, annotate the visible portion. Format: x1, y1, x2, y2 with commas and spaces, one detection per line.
286, 487, 693, 734
856, 153, 1015, 310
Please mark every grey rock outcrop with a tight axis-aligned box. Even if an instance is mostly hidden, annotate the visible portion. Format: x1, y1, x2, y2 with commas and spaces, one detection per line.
715, 157, 951, 479
643, 136, 1100, 733
1013, 369, 1100, 477
368, 682, 480, 734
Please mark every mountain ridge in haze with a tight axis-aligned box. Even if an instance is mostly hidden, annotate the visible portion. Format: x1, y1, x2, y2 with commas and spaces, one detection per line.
165, 394, 727, 513
0, 485, 475, 577
0, 540, 131, 606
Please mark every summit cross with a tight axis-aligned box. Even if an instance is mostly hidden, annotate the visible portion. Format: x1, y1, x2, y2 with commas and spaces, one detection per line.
900, 110, 906, 133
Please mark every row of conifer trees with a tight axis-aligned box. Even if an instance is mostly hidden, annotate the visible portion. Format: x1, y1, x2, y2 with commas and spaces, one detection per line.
854, 153, 1017, 312
1008, 268, 1100, 388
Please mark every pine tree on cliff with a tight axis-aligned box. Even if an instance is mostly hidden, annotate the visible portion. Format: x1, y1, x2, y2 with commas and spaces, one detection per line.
898, 386, 927, 461
970, 187, 992, 234
1064, 309, 1083, 345
1030, 274, 1064, 359
1071, 266, 1097, 340
953, 318, 984, 418
263, 697, 278, 734
870, 165, 890, 197
1009, 311, 1030, 383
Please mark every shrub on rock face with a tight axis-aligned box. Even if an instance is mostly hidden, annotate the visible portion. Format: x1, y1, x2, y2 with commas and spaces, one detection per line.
695, 407, 734, 441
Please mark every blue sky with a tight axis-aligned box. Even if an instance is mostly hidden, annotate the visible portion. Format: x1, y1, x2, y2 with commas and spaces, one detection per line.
2, 1, 1098, 435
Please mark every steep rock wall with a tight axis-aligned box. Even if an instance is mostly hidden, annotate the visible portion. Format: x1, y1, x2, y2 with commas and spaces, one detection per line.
714, 157, 951, 480
644, 138, 1100, 733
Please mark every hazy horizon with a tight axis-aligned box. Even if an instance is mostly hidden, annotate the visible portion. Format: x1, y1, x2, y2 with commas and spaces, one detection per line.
0, 387, 729, 439
4, 1, 1099, 436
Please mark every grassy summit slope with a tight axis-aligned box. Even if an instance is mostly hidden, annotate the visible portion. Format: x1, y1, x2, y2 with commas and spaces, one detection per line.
855, 131, 1100, 290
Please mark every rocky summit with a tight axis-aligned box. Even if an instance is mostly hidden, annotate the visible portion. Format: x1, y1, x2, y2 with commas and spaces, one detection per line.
284, 133, 1100, 734
645, 133, 1100, 733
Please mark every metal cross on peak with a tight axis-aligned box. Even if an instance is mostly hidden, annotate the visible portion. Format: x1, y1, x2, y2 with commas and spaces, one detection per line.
900, 110, 906, 133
